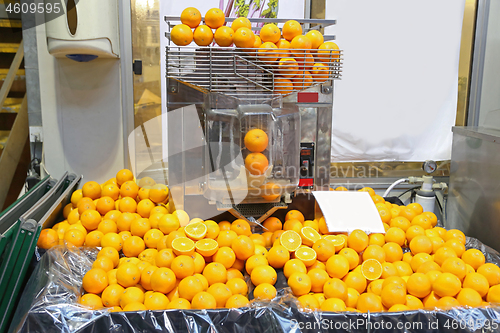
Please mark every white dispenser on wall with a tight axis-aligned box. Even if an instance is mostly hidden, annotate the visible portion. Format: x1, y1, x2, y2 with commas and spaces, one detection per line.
44, 0, 120, 61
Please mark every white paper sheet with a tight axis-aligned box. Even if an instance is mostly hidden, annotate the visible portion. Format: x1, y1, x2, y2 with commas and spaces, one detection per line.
325, 0, 466, 162
313, 191, 385, 234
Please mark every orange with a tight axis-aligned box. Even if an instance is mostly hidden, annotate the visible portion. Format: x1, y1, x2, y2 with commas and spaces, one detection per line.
274, 78, 294, 95
288, 271, 311, 296
432, 272, 461, 297
63, 229, 85, 247
104, 210, 121, 222
136, 199, 154, 218
203, 262, 227, 285
411, 214, 432, 230
405, 225, 425, 244
80, 209, 102, 231
362, 245, 385, 263
382, 242, 403, 263
429, 236, 445, 253
143, 229, 164, 249
487, 284, 500, 303
37, 229, 59, 249
191, 252, 205, 274
95, 196, 114, 215
259, 182, 281, 201
85, 230, 104, 247
166, 298, 191, 310
298, 227, 320, 247
120, 180, 139, 199
178, 276, 204, 302
270, 230, 285, 245
143, 292, 169, 310
325, 254, 349, 279
434, 246, 457, 266
311, 63, 330, 81
157, 214, 180, 235
119, 197, 137, 213
398, 207, 418, 222
203, 220, 220, 239
212, 246, 236, 268
150, 205, 167, 216
282, 20, 302, 41
82, 268, 108, 294
384, 227, 405, 247
231, 219, 252, 236
361, 259, 383, 281
191, 291, 217, 309
138, 187, 150, 201
320, 298, 347, 311
254, 35, 263, 48
406, 294, 424, 310
422, 291, 441, 309
260, 23, 280, 43
172, 237, 195, 256
443, 229, 466, 244
233, 27, 255, 48
409, 235, 433, 254
244, 129, 268, 154
343, 272, 367, 294
117, 212, 135, 232
170, 24, 193, 46
217, 230, 238, 248
283, 258, 307, 278
123, 235, 146, 257
120, 286, 145, 309
185, 221, 208, 240
390, 216, 411, 231
381, 262, 398, 279
267, 245, 290, 269
463, 272, 489, 298
67, 209, 80, 225
338, 247, 359, 270
478, 263, 500, 286
244, 152, 269, 175
130, 218, 151, 238
116, 169, 134, 187
226, 277, 248, 296
368, 233, 385, 247
278, 58, 299, 78
457, 288, 482, 307
407, 202, 424, 215
82, 181, 101, 200
140, 265, 157, 290
193, 25, 213, 46
324, 235, 346, 252
441, 257, 467, 280
283, 218, 303, 234
407, 272, 431, 298
358, 187, 375, 196
101, 284, 125, 307
116, 263, 141, 288
294, 247, 317, 267
196, 238, 219, 257
436, 296, 460, 310
305, 30, 324, 49
226, 294, 249, 308
77, 198, 95, 214
149, 184, 168, 204
93, 256, 114, 272
218, 221, 231, 231
388, 304, 410, 312
356, 293, 383, 312
345, 288, 360, 308
416, 260, 441, 274
462, 249, 485, 270
150, 267, 176, 294
347, 229, 369, 253
251, 265, 277, 286
207, 282, 232, 308
291, 72, 313, 90
381, 283, 406, 308
445, 239, 465, 257
410, 253, 432, 272
424, 212, 438, 227
101, 232, 123, 251
285, 210, 305, 223
279, 230, 302, 252
80, 294, 103, 310
377, 206, 392, 224
253, 283, 277, 300
382, 276, 407, 291
367, 279, 384, 295
71, 189, 83, 207
180, 7, 201, 28
227, 268, 244, 281
245, 254, 268, 275
171, 255, 195, 279
232, 235, 255, 260
391, 206, 402, 219
308, 268, 329, 293
98, 219, 118, 234
231, 17, 251, 31
258, 42, 279, 62
297, 294, 320, 311
275, 39, 291, 58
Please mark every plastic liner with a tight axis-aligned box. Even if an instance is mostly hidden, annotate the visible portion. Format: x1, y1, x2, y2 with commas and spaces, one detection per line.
10, 237, 500, 333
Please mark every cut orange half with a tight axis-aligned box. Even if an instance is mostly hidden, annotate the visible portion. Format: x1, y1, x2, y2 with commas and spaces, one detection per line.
171, 237, 195, 256
300, 227, 321, 246
280, 230, 302, 252
184, 222, 207, 241
195, 238, 219, 257
361, 259, 383, 281
324, 235, 346, 252
294, 247, 317, 267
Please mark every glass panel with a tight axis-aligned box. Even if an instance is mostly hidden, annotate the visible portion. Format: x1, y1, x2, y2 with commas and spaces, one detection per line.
130, 0, 165, 182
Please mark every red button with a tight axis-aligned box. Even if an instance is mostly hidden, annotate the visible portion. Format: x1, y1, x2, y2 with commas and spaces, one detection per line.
299, 178, 314, 187
297, 92, 319, 103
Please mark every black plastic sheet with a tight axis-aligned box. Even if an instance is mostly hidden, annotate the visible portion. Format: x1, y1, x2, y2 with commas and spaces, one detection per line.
10, 237, 500, 333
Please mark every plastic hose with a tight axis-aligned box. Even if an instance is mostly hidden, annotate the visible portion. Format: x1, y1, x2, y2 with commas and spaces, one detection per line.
383, 178, 409, 197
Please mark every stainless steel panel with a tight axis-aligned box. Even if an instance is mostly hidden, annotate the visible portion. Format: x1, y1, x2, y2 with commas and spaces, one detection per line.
315, 106, 333, 190
447, 126, 500, 251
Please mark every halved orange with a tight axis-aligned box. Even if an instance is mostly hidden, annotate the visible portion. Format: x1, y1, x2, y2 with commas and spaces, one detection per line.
361, 259, 383, 281
184, 222, 207, 241
324, 235, 346, 252
171, 237, 195, 256
300, 227, 321, 246
195, 238, 219, 257
294, 247, 317, 267
280, 230, 302, 252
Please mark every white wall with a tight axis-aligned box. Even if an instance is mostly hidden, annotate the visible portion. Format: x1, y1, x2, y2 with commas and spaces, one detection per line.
35, 24, 125, 184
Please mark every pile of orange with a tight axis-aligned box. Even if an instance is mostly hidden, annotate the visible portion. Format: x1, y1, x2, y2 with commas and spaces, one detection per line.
38, 172, 500, 313
171, 8, 340, 96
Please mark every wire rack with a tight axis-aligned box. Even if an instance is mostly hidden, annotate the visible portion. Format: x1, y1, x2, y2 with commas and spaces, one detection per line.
166, 46, 343, 101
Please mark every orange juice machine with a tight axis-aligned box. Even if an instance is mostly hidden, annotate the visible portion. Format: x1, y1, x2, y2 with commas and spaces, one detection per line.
165, 18, 342, 224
